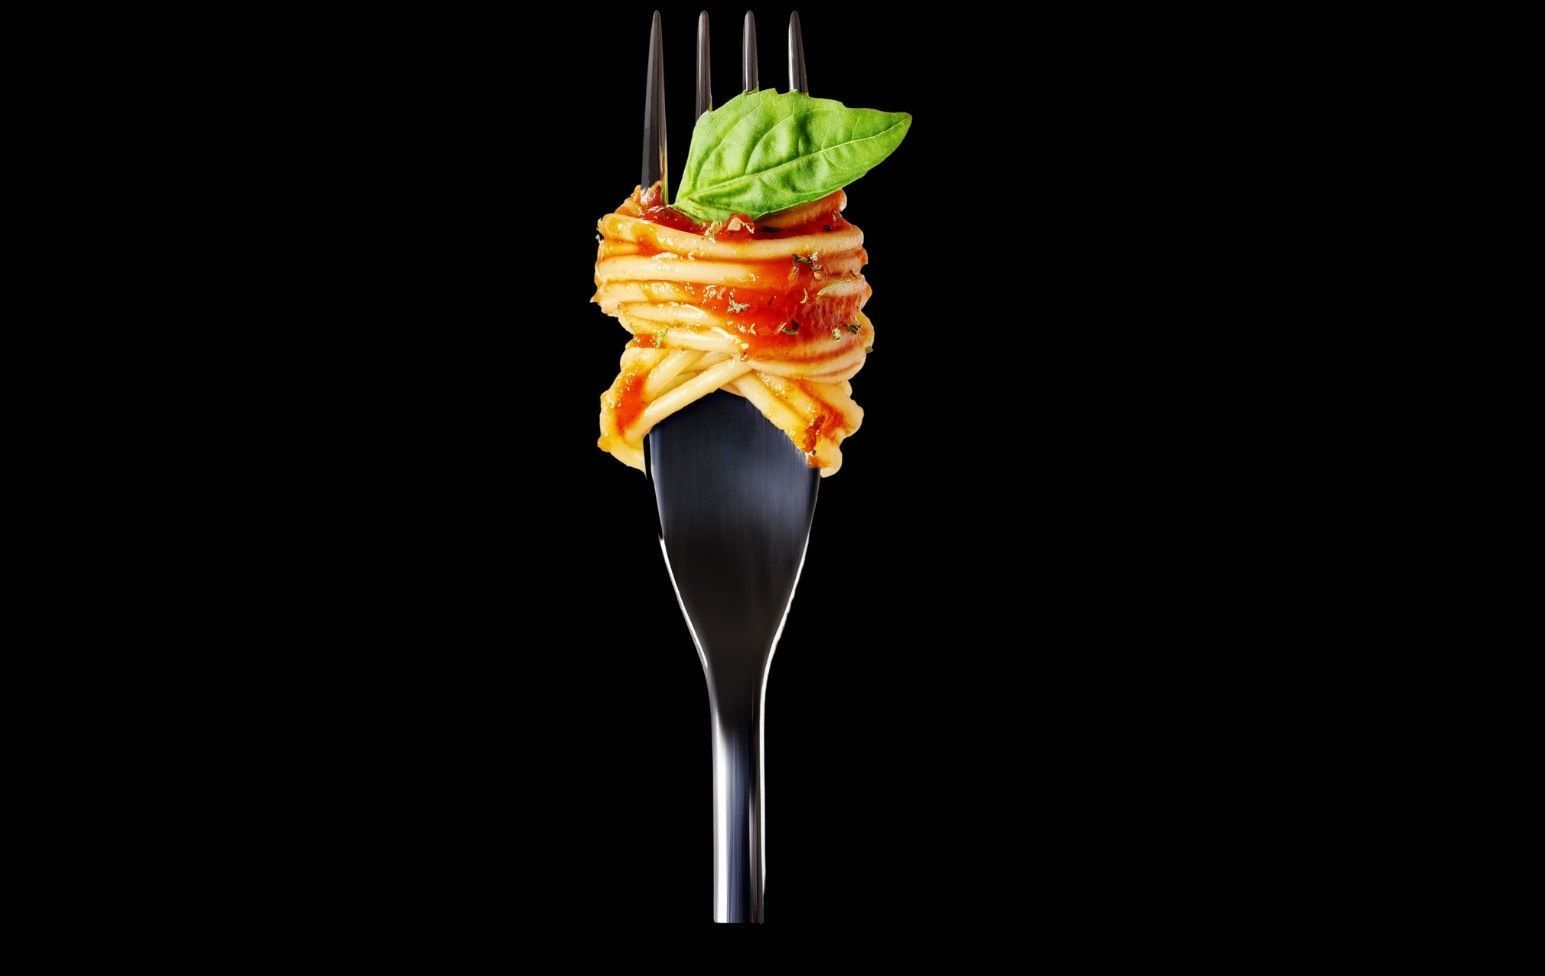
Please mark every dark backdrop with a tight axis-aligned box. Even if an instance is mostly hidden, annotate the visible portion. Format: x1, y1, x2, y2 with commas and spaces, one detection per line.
223, 0, 1271, 938
508, 3, 1020, 928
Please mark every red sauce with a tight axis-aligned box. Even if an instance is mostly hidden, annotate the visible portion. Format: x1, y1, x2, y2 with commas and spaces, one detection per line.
636, 184, 853, 241
798, 383, 846, 457
613, 371, 646, 434
635, 198, 708, 235
625, 186, 866, 358
697, 280, 864, 357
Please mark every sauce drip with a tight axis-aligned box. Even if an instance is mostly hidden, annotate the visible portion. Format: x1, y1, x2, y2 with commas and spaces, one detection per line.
613, 371, 646, 434
798, 383, 846, 456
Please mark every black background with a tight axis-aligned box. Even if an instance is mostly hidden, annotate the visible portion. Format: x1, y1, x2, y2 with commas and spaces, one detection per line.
513, 3, 1023, 928
190, 0, 1289, 938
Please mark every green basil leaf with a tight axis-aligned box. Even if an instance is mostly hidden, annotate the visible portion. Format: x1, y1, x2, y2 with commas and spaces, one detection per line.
674, 90, 910, 222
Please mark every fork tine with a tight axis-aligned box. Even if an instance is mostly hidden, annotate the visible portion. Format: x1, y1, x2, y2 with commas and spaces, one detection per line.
695, 11, 712, 119
642, 10, 668, 200
742, 11, 758, 91
788, 11, 808, 93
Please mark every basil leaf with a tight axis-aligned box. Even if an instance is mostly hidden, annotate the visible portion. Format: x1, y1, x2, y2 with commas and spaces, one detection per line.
674, 90, 910, 222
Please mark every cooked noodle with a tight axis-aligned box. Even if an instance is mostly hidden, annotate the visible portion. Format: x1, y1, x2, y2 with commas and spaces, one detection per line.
593, 185, 874, 475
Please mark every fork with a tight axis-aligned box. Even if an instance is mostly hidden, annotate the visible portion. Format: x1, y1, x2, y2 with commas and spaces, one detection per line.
641, 9, 818, 925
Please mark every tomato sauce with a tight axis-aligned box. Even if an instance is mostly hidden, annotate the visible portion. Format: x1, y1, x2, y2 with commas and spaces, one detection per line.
636, 185, 852, 240
613, 371, 646, 433
632, 188, 864, 356
798, 384, 846, 456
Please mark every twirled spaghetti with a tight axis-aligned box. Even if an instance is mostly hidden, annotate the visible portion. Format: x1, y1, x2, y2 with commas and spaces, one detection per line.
594, 184, 874, 475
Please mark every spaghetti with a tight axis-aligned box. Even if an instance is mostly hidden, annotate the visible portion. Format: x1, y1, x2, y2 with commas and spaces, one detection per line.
594, 184, 874, 475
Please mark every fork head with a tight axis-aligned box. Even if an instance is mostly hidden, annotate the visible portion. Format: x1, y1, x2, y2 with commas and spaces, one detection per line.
643, 10, 819, 689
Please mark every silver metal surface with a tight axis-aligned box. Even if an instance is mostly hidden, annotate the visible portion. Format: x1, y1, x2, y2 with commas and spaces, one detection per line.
641, 11, 667, 201
787, 12, 807, 93
742, 11, 758, 91
648, 394, 818, 924
695, 11, 712, 118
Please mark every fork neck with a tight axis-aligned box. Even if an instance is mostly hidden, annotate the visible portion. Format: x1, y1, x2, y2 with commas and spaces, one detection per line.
705, 665, 770, 923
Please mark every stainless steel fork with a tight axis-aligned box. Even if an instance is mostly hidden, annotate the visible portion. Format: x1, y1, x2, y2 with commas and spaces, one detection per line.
640, 9, 818, 925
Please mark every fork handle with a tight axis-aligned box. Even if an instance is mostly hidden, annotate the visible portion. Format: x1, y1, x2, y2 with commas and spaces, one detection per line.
709, 693, 765, 923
